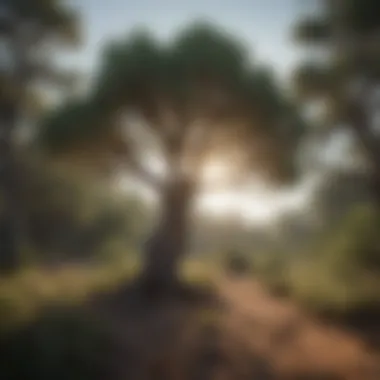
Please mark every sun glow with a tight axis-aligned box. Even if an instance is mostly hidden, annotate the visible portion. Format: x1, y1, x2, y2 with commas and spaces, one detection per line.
199, 153, 247, 189
197, 158, 279, 224
197, 191, 276, 225
200, 160, 231, 184
119, 155, 320, 226
196, 172, 320, 226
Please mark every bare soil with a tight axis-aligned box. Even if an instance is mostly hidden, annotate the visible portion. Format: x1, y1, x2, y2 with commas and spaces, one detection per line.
96, 275, 380, 380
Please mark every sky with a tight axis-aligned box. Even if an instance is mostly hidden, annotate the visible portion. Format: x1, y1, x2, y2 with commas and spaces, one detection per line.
66, 0, 338, 226
67, 0, 316, 83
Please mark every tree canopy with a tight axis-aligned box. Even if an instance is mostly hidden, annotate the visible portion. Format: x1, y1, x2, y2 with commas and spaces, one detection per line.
38, 22, 305, 187
0, 0, 81, 134
292, 0, 380, 184
0, 0, 79, 44
293, 0, 380, 116
0, 0, 81, 272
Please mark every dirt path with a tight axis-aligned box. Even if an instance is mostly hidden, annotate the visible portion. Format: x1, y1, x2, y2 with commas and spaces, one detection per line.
215, 276, 380, 380
95, 274, 380, 380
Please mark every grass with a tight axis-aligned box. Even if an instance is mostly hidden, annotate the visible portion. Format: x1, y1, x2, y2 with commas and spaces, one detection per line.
0, 256, 222, 380
2, 248, 378, 338
0, 257, 140, 332
251, 253, 380, 317
0, 256, 219, 334
181, 259, 217, 285
1, 252, 379, 380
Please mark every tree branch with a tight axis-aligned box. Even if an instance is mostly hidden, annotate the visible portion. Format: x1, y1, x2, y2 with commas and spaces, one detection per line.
32, 63, 78, 88
112, 120, 163, 192
124, 153, 163, 191
137, 90, 230, 180
347, 81, 380, 173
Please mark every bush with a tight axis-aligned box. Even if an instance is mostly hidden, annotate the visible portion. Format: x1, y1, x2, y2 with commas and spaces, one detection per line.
251, 204, 380, 315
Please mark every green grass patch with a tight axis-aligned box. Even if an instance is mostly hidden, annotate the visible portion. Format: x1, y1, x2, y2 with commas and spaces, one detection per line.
0, 257, 139, 333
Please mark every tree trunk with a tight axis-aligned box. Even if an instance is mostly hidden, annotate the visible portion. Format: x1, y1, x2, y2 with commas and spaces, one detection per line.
0, 20, 30, 274
333, 0, 380, 207
348, 85, 380, 208
0, 103, 19, 273
141, 177, 195, 292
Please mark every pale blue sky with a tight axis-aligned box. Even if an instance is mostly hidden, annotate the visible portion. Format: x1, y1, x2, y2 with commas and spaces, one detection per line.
67, 0, 317, 83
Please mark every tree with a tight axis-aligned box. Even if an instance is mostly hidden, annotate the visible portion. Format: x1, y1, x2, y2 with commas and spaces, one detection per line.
14, 157, 145, 264
0, 0, 79, 272
38, 22, 304, 290
293, 0, 380, 199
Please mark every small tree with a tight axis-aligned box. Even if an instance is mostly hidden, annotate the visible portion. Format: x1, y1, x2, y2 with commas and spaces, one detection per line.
0, 0, 79, 272
293, 0, 380, 199
38, 22, 304, 290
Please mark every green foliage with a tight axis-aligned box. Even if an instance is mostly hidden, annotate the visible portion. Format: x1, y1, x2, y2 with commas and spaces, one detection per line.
38, 21, 305, 184
37, 100, 103, 152
293, 0, 380, 122
2, 157, 150, 265
292, 63, 336, 101
0, 258, 138, 332
294, 0, 380, 44
293, 17, 333, 44
324, 204, 380, 271
0, 0, 80, 109
0, 0, 82, 274
2, 0, 80, 44
90, 22, 253, 108
340, 0, 380, 34
251, 202, 380, 314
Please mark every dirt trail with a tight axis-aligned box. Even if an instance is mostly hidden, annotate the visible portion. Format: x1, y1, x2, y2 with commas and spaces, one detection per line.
215, 276, 380, 380
97, 274, 380, 380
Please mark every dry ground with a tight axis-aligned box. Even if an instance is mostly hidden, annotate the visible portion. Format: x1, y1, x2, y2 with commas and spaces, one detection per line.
93, 273, 380, 380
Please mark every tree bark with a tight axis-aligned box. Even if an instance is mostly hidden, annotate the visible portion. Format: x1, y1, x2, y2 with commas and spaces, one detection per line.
141, 176, 195, 292
0, 103, 19, 273
332, 0, 380, 206
0, 18, 29, 274
347, 85, 380, 207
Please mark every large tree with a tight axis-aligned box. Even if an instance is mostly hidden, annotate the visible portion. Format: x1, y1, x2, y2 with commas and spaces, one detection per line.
0, 0, 79, 272
38, 22, 304, 290
293, 0, 380, 197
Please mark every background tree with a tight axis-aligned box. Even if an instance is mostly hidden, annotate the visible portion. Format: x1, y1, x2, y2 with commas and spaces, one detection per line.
293, 0, 380, 199
13, 158, 149, 265
38, 22, 304, 290
0, 0, 79, 272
